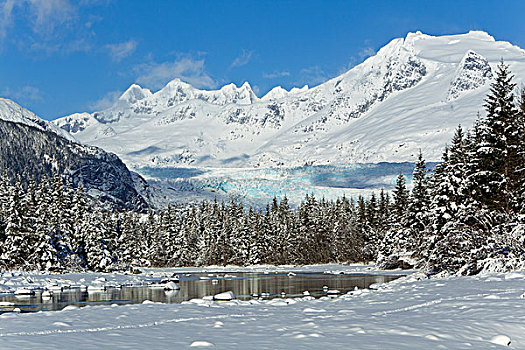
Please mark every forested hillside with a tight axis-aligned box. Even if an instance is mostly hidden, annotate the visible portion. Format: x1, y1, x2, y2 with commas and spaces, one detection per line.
0, 119, 147, 211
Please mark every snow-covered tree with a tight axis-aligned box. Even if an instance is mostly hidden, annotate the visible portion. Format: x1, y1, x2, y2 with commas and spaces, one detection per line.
392, 174, 409, 220
1, 180, 30, 269
470, 61, 518, 212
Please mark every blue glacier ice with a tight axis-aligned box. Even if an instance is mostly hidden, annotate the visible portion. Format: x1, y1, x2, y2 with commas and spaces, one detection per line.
137, 162, 438, 207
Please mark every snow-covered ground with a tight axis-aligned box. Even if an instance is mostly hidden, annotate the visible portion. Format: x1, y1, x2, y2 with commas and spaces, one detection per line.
0, 265, 523, 349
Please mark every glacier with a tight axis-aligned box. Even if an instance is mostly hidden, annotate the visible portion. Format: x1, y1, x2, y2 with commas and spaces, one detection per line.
137, 163, 438, 207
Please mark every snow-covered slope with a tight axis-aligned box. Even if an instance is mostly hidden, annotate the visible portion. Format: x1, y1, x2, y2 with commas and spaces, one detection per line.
54, 31, 525, 169
0, 98, 75, 141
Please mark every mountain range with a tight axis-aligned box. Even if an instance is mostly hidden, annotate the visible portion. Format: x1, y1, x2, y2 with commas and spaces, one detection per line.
54, 31, 525, 171
2, 30, 525, 208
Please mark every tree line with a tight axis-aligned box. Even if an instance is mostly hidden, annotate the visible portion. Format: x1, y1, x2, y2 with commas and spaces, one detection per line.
0, 173, 371, 271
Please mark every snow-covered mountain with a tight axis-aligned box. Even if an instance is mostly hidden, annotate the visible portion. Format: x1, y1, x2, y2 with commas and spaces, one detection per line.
0, 98, 149, 210
0, 98, 75, 141
54, 31, 525, 169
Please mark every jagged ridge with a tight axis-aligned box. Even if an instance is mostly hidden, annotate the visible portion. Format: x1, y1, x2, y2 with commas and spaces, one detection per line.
54, 31, 525, 169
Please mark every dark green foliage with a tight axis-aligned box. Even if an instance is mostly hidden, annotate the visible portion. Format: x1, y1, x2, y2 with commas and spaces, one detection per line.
392, 174, 409, 219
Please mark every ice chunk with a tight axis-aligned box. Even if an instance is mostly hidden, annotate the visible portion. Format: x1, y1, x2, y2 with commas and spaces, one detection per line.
213, 291, 236, 301
190, 341, 214, 347
14, 288, 35, 295
62, 305, 78, 311
303, 307, 326, 313
504, 272, 523, 280
87, 284, 107, 292
326, 289, 341, 295
164, 282, 180, 290
489, 335, 511, 346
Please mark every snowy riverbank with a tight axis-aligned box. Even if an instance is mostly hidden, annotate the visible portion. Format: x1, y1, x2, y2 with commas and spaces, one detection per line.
0, 265, 523, 349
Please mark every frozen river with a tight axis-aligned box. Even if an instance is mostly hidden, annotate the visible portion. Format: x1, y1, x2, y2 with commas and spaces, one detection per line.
0, 272, 399, 313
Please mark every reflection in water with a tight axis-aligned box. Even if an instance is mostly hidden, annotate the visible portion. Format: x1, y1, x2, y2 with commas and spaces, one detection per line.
0, 272, 399, 313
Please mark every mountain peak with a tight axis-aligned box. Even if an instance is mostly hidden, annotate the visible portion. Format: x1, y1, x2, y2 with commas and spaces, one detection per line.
217, 81, 258, 104
290, 85, 309, 94
164, 78, 193, 90
220, 82, 240, 91
261, 85, 310, 101
120, 84, 152, 104
261, 86, 287, 101
447, 49, 493, 101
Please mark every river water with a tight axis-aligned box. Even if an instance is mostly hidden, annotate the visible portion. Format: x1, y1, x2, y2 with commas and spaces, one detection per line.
0, 272, 400, 313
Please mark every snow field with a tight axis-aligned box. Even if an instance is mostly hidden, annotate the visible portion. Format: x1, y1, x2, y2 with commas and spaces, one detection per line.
0, 266, 523, 349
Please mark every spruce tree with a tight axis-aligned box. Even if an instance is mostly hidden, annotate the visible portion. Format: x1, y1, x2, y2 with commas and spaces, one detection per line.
471, 60, 518, 212
378, 189, 391, 229
1, 180, 29, 269
407, 151, 430, 234
514, 87, 525, 213
70, 184, 87, 267
392, 174, 409, 220
84, 210, 112, 271
410, 151, 429, 213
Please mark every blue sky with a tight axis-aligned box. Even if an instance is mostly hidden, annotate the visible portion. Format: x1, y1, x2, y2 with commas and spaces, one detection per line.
0, 0, 524, 120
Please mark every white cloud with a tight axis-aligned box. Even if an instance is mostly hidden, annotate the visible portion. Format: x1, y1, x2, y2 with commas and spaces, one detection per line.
2, 85, 43, 103
0, 0, 16, 41
88, 90, 121, 111
28, 0, 76, 36
263, 70, 291, 79
135, 56, 216, 90
0, 0, 76, 39
299, 66, 330, 86
358, 46, 376, 60
230, 49, 254, 68
28, 37, 92, 54
0, 0, 100, 52
106, 39, 137, 62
